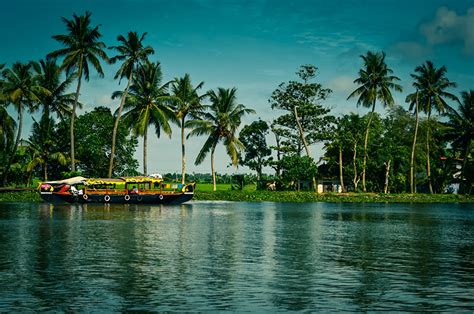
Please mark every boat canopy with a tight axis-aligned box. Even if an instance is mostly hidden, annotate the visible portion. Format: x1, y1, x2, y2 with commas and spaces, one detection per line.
42, 176, 87, 186
85, 176, 163, 186
41, 176, 164, 187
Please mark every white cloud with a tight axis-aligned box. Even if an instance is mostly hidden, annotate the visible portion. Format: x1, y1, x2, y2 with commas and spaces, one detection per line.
326, 75, 355, 95
419, 6, 474, 55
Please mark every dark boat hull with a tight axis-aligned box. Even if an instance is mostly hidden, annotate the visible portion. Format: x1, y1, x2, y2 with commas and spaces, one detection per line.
40, 192, 194, 205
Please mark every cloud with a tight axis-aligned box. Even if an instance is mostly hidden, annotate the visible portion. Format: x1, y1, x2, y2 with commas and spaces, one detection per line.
326, 75, 356, 95
419, 6, 474, 55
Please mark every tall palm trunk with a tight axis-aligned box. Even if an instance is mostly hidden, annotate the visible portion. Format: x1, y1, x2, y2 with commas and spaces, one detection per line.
181, 116, 186, 184
362, 100, 376, 192
108, 72, 133, 178
1, 101, 23, 186
384, 159, 391, 193
353, 142, 360, 191
44, 160, 48, 181
211, 144, 216, 191
426, 110, 433, 194
410, 92, 419, 193
71, 59, 83, 173
143, 126, 148, 175
339, 145, 345, 192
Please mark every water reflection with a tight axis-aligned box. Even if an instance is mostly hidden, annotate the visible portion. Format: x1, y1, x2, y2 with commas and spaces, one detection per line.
0, 201, 473, 311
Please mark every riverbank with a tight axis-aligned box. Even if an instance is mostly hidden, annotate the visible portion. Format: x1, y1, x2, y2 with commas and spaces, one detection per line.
0, 189, 472, 203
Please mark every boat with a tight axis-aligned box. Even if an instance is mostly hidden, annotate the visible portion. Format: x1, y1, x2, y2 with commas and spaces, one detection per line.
38, 176, 195, 204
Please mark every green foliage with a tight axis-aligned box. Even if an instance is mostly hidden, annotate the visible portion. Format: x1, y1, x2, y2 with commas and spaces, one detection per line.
279, 154, 317, 189
238, 119, 272, 180
270, 65, 334, 155
56, 107, 139, 177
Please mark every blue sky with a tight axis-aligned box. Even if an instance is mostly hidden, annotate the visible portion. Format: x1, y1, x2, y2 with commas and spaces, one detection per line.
2, 0, 474, 175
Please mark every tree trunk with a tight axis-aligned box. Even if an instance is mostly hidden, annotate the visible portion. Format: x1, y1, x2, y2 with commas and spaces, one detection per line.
143, 126, 148, 176
384, 159, 391, 194
293, 106, 317, 191
211, 144, 216, 191
2, 100, 23, 186
426, 110, 433, 194
44, 160, 48, 181
71, 59, 83, 173
274, 130, 281, 177
410, 92, 419, 194
353, 142, 359, 192
362, 101, 376, 192
108, 72, 133, 178
339, 145, 345, 192
181, 116, 186, 184
293, 106, 311, 157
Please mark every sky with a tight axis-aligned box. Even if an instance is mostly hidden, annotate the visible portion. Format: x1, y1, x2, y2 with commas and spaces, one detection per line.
1, 0, 474, 175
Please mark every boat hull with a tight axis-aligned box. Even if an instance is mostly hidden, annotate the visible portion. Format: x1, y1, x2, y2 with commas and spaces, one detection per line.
40, 192, 194, 205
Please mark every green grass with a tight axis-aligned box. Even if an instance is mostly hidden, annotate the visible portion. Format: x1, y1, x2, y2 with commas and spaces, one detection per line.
0, 190, 41, 202
194, 185, 474, 203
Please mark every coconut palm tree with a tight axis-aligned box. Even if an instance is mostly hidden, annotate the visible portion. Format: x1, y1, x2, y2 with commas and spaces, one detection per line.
108, 31, 154, 178
48, 11, 108, 172
348, 51, 402, 192
26, 115, 67, 181
171, 74, 206, 183
33, 57, 76, 121
0, 62, 48, 185
117, 61, 177, 175
444, 90, 474, 183
188, 87, 254, 191
407, 61, 457, 193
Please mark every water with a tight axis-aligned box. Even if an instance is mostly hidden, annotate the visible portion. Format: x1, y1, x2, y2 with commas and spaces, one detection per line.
0, 201, 473, 311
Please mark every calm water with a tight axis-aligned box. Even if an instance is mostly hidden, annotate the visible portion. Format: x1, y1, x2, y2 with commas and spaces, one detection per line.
0, 201, 473, 311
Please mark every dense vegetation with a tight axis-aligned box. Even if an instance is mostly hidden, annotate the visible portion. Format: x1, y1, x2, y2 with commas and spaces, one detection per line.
0, 11, 472, 195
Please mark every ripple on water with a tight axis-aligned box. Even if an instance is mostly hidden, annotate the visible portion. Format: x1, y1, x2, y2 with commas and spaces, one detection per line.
0, 202, 473, 311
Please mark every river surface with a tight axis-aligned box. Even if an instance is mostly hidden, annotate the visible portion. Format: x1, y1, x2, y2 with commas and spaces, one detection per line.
0, 201, 473, 311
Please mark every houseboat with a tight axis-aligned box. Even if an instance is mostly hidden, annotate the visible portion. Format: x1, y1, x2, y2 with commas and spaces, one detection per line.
39, 176, 195, 204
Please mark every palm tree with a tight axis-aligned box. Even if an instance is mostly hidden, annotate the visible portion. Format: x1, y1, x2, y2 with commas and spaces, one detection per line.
407, 61, 457, 193
26, 115, 67, 181
48, 11, 108, 172
0, 62, 48, 186
33, 57, 76, 121
188, 87, 254, 191
108, 31, 154, 178
444, 90, 474, 183
118, 61, 177, 175
348, 51, 402, 192
171, 74, 206, 183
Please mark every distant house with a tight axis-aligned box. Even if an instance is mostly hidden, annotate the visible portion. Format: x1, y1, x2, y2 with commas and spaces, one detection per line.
317, 178, 342, 193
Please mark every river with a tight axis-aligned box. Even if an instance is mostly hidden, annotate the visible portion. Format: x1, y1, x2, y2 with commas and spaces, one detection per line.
0, 201, 473, 311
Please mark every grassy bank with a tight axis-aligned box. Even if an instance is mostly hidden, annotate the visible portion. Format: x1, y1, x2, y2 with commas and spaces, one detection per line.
194, 190, 473, 203
0, 190, 41, 202
0, 185, 472, 203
